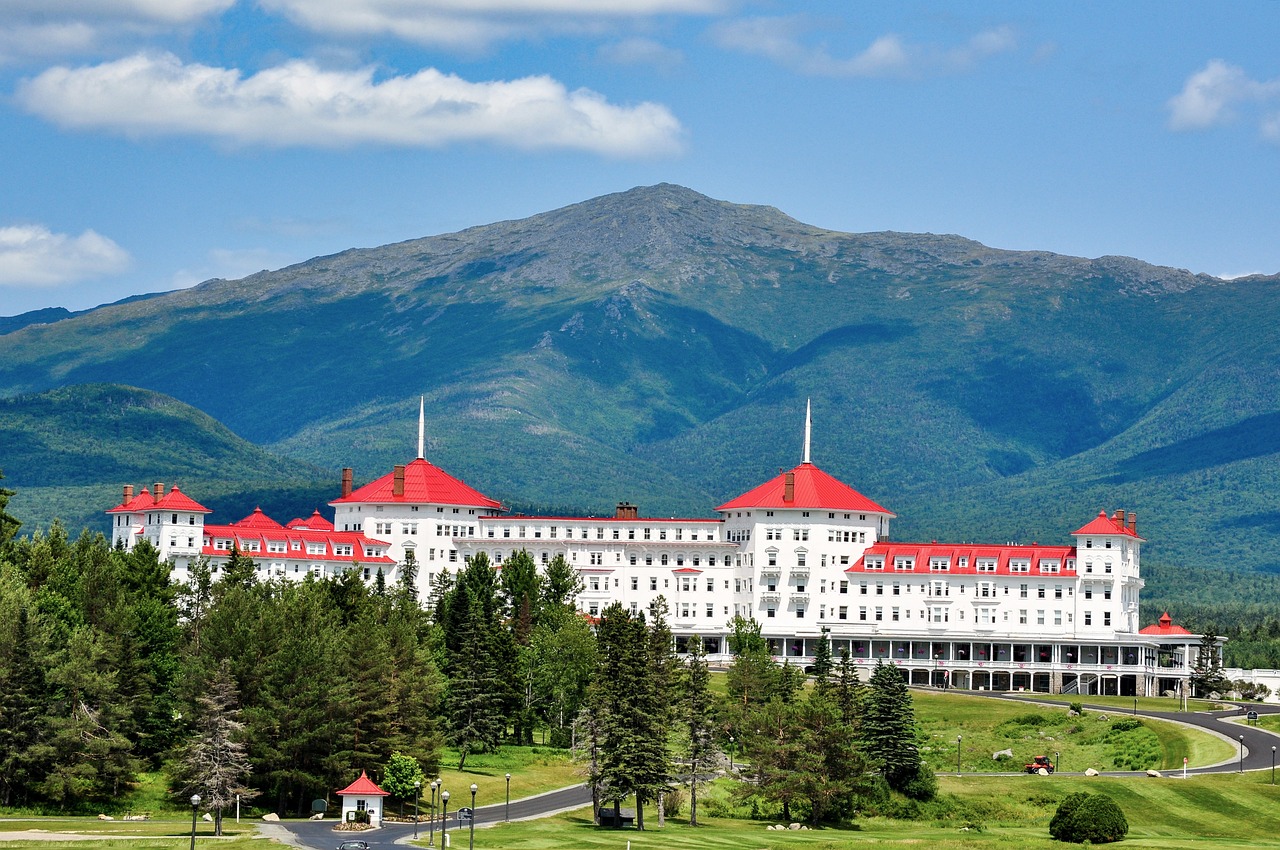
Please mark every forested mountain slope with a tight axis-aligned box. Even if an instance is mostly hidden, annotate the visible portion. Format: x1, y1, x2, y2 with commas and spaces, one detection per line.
2, 184, 1279, 589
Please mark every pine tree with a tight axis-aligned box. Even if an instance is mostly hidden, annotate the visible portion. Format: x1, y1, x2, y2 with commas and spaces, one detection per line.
683, 635, 716, 826
811, 631, 834, 697
833, 649, 865, 728
862, 661, 920, 793
0, 470, 20, 544
726, 617, 779, 709
172, 660, 256, 835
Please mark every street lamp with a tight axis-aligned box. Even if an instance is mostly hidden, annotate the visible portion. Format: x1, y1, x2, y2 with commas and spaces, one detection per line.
1055, 751, 1060, 775
414, 780, 422, 839
1240, 735, 1245, 773
729, 736, 736, 772
189, 794, 201, 850
505, 773, 511, 822
429, 780, 439, 847
441, 790, 451, 847
1133, 697, 1138, 716
956, 735, 962, 776
469, 783, 477, 850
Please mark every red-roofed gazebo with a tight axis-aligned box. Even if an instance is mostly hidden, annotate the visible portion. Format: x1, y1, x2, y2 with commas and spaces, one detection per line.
337, 770, 390, 826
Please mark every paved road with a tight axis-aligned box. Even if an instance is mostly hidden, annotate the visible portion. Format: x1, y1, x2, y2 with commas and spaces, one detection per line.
269, 697, 1280, 847
977, 691, 1280, 776
274, 784, 593, 850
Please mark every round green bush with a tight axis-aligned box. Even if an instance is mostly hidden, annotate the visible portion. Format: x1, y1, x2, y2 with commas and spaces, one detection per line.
1049, 792, 1128, 844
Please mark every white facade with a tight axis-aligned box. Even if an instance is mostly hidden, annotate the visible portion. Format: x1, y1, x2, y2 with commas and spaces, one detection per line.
112, 408, 1215, 697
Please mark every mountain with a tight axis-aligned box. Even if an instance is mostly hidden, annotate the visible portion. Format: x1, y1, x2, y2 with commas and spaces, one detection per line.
0, 384, 333, 535
1, 184, 1280, 590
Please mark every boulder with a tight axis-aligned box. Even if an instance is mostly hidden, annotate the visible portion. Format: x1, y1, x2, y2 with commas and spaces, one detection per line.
1146, 769, 1163, 778
1084, 768, 1100, 777
993, 748, 1014, 760
97, 814, 114, 821
262, 812, 281, 822
1038, 767, 1049, 776
203, 813, 214, 822
310, 813, 325, 820
789, 822, 803, 830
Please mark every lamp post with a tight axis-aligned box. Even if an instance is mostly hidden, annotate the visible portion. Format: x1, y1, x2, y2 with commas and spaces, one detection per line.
414, 780, 422, 839
469, 783, 477, 850
189, 794, 201, 850
1239, 735, 1245, 773
956, 735, 962, 776
1055, 751, 1060, 775
1272, 746, 1276, 785
729, 736, 736, 772
429, 780, 439, 847
441, 790, 450, 848
1133, 697, 1138, 716
505, 773, 511, 822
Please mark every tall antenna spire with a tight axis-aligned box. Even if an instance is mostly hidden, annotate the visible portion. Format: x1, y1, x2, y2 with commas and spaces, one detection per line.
803, 398, 812, 464
417, 396, 425, 460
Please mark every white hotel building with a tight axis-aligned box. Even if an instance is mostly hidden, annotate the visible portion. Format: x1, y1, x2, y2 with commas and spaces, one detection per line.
108, 408, 1210, 698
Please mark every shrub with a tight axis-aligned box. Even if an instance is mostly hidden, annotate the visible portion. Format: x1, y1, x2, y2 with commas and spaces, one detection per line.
1010, 712, 1051, 726
901, 763, 938, 801
1050, 792, 1128, 844
1069, 702, 1085, 715
661, 788, 685, 818
1110, 717, 1142, 733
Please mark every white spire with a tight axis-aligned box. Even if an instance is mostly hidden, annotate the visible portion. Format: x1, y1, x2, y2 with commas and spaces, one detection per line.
803, 398, 812, 464
417, 396, 425, 460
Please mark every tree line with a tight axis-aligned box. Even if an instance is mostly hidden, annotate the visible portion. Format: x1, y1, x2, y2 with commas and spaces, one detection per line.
0, 478, 929, 828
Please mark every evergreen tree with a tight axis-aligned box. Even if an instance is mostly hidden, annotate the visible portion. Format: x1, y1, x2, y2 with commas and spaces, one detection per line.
862, 661, 920, 793
726, 617, 779, 709
172, 660, 255, 835
541, 554, 583, 614
833, 649, 865, 728
810, 631, 834, 697
1190, 634, 1230, 697
0, 470, 19, 545
500, 549, 540, 642
0, 597, 47, 806
683, 635, 716, 826
444, 589, 505, 768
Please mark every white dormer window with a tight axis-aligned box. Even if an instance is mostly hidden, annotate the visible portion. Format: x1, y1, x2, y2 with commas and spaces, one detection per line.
929, 557, 949, 572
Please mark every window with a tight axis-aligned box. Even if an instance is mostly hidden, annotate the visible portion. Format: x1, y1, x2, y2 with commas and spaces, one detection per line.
631, 577, 638, 590
1085, 586, 1093, 599
1020, 583, 1028, 598
839, 580, 849, 594
1104, 611, 1112, 626
1104, 587, 1112, 600
1019, 609, 1028, 624
859, 606, 867, 621
1037, 585, 1046, 599
766, 607, 776, 618
839, 606, 848, 620
1084, 611, 1093, 626
1037, 610, 1045, 625
706, 578, 714, 592
875, 606, 883, 621
1054, 611, 1062, 626
891, 606, 900, 621
650, 577, 658, 590
706, 603, 714, 618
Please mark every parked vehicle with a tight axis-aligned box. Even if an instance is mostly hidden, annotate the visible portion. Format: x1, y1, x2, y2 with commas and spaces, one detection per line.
1024, 755, 1054, 774
336, 841, 370, 850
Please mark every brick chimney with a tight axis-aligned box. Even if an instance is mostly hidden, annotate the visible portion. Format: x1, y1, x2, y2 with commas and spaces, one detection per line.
783, 472, 795, 503
615, 502, 638, 520
152, 482, 163, 500
1115, 509, 1126, 527
393, 464, 405, 497
1128, 512, 1137, 535
341, 468, 353, 498
123, 484, 133, 503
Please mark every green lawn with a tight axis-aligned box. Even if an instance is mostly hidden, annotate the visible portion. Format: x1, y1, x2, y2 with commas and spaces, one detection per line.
997, 691, 1233, 713
438, 771, 1280, 850
914, 689, 1237, 773
0, 815, 270, 849
433, 745, 579, 807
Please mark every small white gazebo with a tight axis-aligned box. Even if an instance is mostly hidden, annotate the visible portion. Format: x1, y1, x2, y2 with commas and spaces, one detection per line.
336, 770, 390, 827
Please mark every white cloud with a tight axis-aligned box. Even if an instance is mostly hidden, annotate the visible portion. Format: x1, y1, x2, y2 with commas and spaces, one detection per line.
598, 37, 684, 70
0, 225, 131, 287
258, 0, 721, 49
712, 16, 1016, 78
169, 246, 297, 289
0, 0, 235, 60
1167, 60, 1280, 134
17, 52, 685, 157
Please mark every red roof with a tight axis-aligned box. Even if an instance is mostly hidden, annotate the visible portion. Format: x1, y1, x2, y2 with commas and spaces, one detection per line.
108, 486, 213, 514
287, 510, 334, 531
332, 458, 500, 509
848, 541, 1076, 577
106, 490, 159, 514
716, 462, 893, 515
1072, 510, 1145, 541
234, 507, 285, 529
336, 770, 389, 797
1140, 612, 1193, 636
201, 520, 395, 565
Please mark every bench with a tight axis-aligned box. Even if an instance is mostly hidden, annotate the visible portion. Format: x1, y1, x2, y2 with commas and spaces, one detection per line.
598, 806, 635, 827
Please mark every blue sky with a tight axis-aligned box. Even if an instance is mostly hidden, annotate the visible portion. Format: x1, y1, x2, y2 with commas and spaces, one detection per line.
2, 1, 1278, 316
